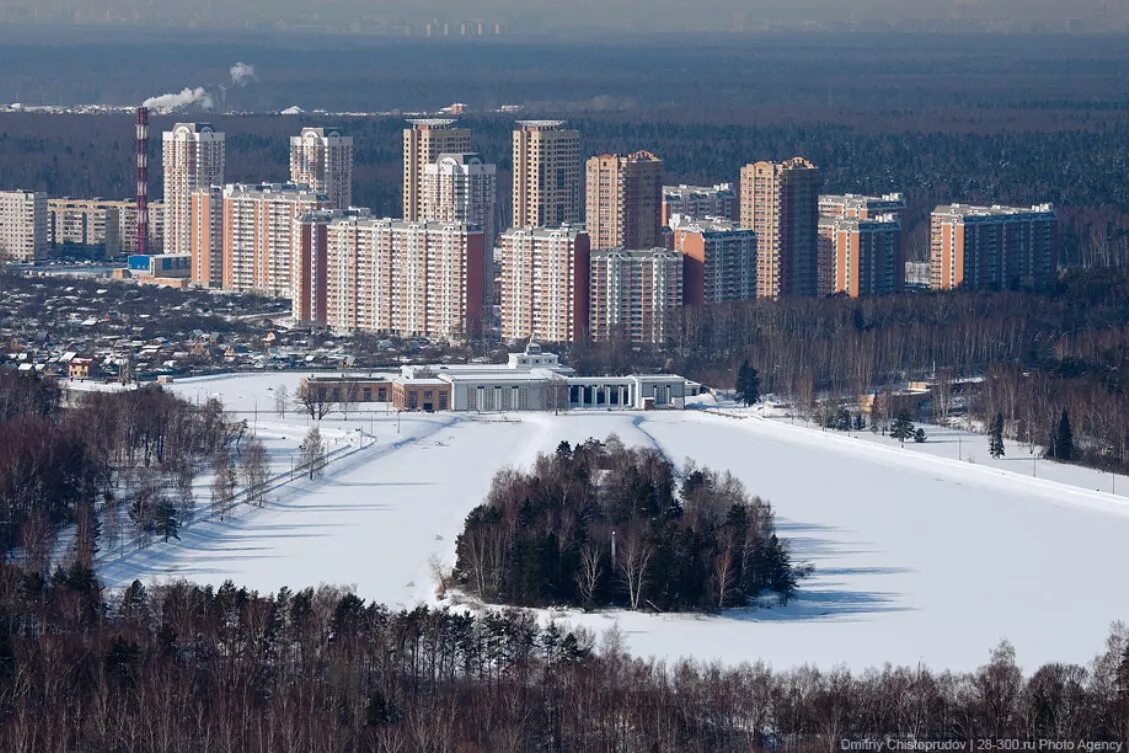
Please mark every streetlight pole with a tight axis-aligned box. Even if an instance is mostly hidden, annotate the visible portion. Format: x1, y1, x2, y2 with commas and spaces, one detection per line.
611, 530, 616, 561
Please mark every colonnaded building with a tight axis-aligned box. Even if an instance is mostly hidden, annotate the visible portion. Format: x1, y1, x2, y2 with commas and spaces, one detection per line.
302, 343, 698, 413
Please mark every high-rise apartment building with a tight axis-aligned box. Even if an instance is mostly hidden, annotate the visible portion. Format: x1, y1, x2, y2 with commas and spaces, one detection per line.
585, 151, 663, 250
188, 186, 224, 287
512, 120, 581, 229
819, 192, 906, 220
290, 127, 354, 210
213, 183, 328, 296
818, 215, 901, 297
48, 198, 121, 258
402, 119, 471, 221
929, 203, 1056, 291
162, 123, 225, 254
0, 190, 48, 263
661, 183, 738, 226
498, 225, 590, 343
589, 248, 684, 345
739, 158, 821, 299
670, 217, 757, 306
292, 213, 485, 340
423, 153, 497, 308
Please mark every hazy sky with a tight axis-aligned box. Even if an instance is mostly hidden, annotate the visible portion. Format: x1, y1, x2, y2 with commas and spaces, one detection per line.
0, 0, 1125, 32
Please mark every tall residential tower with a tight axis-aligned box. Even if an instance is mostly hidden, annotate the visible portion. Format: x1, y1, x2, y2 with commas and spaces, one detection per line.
402, 119, 470, 221
739, 157, 821, 299
585, 151, 663, 250
290, 127, 354, 210
512, 120, 580, 229
162, 123, 225, 255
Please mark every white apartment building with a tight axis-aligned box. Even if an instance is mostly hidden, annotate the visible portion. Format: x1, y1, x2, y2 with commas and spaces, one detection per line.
48, 198, 121, 257
290, 127, 354, 211
402, 119, 471, 221
0, 190, 48, 263
498, 225, 591, 344
163, 123, 225, 255
589, 248, 684, 345
220, 183, 327, 296
293, 214, 486, 340
423, 152, 497, 307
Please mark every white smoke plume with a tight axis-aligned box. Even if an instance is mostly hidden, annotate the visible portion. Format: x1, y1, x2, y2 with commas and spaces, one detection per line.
229, 62, 257, 87
142, 86, 214, 112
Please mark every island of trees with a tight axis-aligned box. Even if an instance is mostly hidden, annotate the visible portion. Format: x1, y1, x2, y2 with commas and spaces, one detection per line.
453, 436, 799, 613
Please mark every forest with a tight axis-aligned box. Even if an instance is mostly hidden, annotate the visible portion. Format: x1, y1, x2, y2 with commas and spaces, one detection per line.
0, 565, 1127, 752
453, 436, 798, 612
0, 371, 246, 562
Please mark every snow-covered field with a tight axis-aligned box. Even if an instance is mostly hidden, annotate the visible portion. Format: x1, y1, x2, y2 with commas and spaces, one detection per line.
100, 373, 1129, 672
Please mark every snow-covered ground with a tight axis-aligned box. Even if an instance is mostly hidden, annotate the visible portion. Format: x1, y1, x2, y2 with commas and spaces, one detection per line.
99, 373, 1129, 672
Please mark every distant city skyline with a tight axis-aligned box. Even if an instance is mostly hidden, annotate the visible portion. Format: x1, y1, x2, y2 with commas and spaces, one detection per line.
0, 0, 1126, 33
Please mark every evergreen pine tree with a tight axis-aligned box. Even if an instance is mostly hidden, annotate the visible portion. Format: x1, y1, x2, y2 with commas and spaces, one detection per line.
989, 412, 1006, 459
735, 360, 760, 406
1050, 409, 1075, 461
914, 427, 927, 443
890, 412, 915, 445
155, 500, 180, 543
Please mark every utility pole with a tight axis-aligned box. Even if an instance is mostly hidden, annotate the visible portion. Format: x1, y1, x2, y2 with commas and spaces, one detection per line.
611, 530, 616, 561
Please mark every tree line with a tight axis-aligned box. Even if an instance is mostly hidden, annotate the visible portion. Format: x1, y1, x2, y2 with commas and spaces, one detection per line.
0, 563, 1127, 752
453, 436, 798, 613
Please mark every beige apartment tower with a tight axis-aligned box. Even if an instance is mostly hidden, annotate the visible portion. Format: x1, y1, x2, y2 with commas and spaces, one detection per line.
499, 225, 590, 344
290, 127, 354, 210
162, 123, 225, 255
48, 198, 121, 258
818, 215, 901, 297
739, 158, 821, 298
512, 120, 581, 229
402, 119, 471, 221
585, 151, 663, 250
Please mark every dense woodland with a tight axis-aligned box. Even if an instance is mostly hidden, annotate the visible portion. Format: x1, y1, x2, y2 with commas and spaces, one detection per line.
0, 371, 242, 560
0, 566, 1127, 752
454, 437, 798, 612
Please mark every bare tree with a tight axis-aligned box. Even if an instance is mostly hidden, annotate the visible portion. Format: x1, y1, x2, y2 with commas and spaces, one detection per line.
617, 527, 654, 611
240, 437, 270, 506
210, 451, 236, 516
274, 384, 289, 418
544, 375, 571, 415
576, 541, 603, 609
337, 380, 360, 421
295, 379, 334, 421
299, 426, 327, 480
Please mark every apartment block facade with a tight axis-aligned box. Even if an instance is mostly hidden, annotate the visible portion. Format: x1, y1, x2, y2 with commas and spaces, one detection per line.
293, 214, 485, 340
188, 187, 224, 287
512, 120, 580, 228
217, 183, 328, 296
423, 153, 497, 309
589, 248, 684, 345
661, 183, 738, 226
0, 190, 48, 263
930, 203, 1057, 291
162, 123, 225, 255
818, 215, 901, 297
289, 127, 354, 210
670, 217, 757, 306
48, 198, 121, 258
498, 225, 590, 343
402, 119, 471, 221
585, 151, 663, 250
739, 158, 821, 299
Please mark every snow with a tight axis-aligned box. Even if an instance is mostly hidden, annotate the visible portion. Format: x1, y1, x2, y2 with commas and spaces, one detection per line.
99, 373, 1129, 672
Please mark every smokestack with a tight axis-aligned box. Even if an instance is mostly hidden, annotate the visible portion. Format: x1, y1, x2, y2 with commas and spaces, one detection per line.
136, 106, 150, 256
